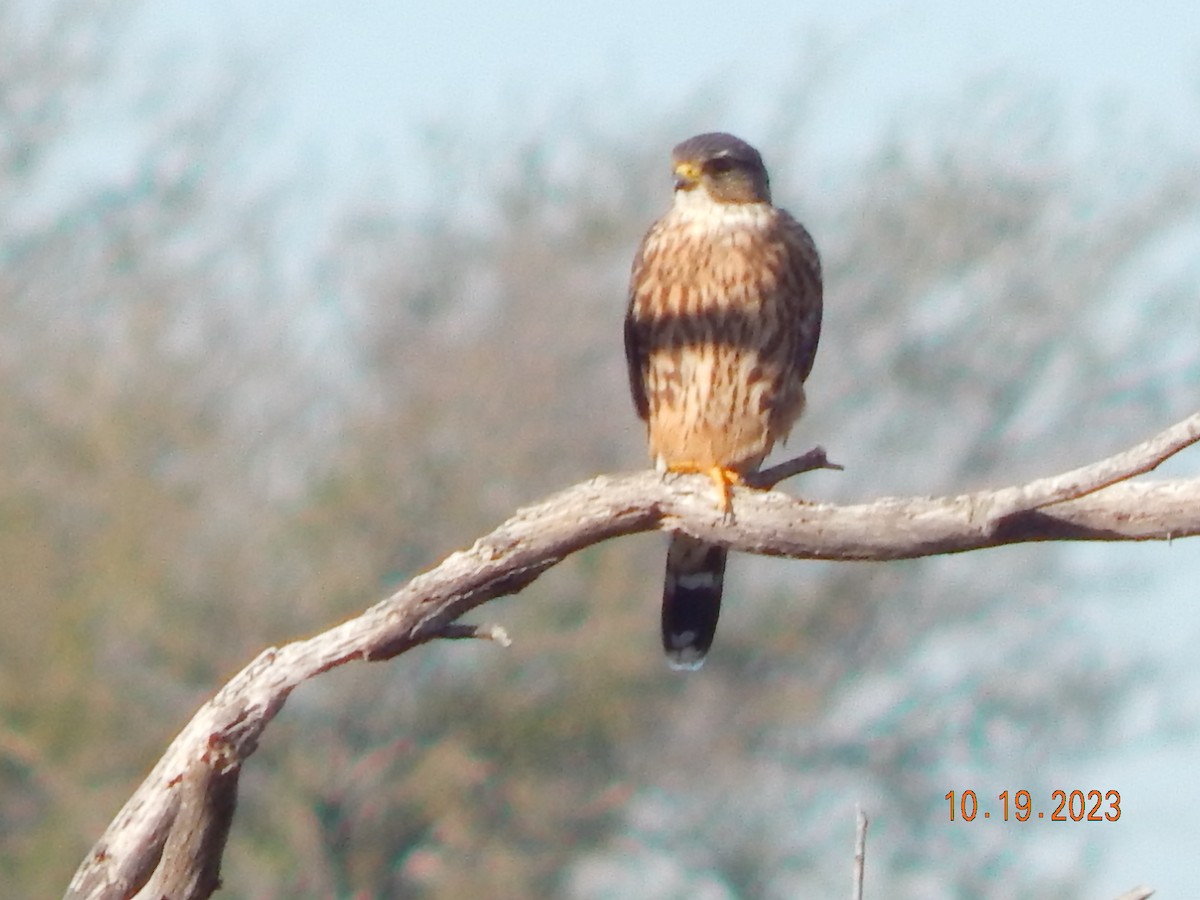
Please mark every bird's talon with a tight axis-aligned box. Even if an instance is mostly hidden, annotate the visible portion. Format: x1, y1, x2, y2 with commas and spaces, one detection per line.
707, 466, 742, 516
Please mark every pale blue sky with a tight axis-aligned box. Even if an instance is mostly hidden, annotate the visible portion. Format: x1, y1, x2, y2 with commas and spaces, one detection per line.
127, 0, 1200, 205
110, 1, 1200, 894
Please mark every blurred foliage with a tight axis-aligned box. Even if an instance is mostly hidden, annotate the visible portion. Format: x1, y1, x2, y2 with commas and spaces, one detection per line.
3, 2, 1200, 898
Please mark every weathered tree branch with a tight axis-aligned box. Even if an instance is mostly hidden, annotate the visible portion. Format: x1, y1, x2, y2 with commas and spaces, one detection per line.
65, 412, 1200, 899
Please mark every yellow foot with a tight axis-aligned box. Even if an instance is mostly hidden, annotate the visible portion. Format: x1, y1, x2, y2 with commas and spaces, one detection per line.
667, 462, 742, 514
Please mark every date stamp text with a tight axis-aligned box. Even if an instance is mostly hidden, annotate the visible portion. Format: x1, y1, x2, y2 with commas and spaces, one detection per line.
945, 790, 1121, 822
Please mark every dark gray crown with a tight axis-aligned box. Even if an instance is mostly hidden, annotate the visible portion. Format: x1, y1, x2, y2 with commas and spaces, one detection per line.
672, 133, 765, 172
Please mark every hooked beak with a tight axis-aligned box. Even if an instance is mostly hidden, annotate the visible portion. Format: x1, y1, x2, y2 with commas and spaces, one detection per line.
673, 161, 702, 191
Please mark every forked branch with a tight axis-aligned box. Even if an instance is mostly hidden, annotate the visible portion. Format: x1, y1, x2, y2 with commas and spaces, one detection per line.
65, 412, 1200, 899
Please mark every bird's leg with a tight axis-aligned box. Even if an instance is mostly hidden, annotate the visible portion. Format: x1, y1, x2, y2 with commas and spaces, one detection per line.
707, 466, 742, 515
667, 461, 742, 515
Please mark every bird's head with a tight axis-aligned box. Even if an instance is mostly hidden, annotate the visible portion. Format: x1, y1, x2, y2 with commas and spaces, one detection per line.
671, 132, 772, 205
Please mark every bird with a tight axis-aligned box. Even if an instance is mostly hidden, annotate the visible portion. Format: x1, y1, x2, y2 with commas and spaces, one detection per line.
624, 132, 823, 669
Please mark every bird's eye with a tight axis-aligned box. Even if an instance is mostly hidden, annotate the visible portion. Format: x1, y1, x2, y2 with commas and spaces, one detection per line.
706, 157, 735, 176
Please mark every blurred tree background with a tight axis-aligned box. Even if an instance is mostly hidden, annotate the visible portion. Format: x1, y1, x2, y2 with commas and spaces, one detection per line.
3, 1, 1199, 897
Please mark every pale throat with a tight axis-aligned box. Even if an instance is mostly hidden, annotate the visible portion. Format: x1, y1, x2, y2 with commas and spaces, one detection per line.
669, 185, 774, 236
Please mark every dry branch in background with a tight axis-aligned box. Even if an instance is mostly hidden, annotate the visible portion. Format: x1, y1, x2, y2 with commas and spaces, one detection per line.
852, 806, 869, 900
65, 413, 1199, 899
847, 805, 1152, 900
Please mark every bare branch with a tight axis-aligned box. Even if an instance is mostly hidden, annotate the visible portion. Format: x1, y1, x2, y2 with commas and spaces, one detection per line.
852, 805, 869, 900
973, 411, 1200, 531
436, 622, 513, 646
132, 747, 240, 900
65, 414, 1200, 899
745, 445, 844, 489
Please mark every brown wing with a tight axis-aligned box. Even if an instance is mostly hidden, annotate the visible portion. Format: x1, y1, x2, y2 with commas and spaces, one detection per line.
776, 210, 823, 385
623, 224, 658, 423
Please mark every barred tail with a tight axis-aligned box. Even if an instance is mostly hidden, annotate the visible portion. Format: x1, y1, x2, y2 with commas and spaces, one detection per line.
661, 535, 728, 670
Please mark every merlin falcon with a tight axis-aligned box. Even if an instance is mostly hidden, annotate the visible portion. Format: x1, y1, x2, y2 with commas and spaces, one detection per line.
625, 132, 822, 669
